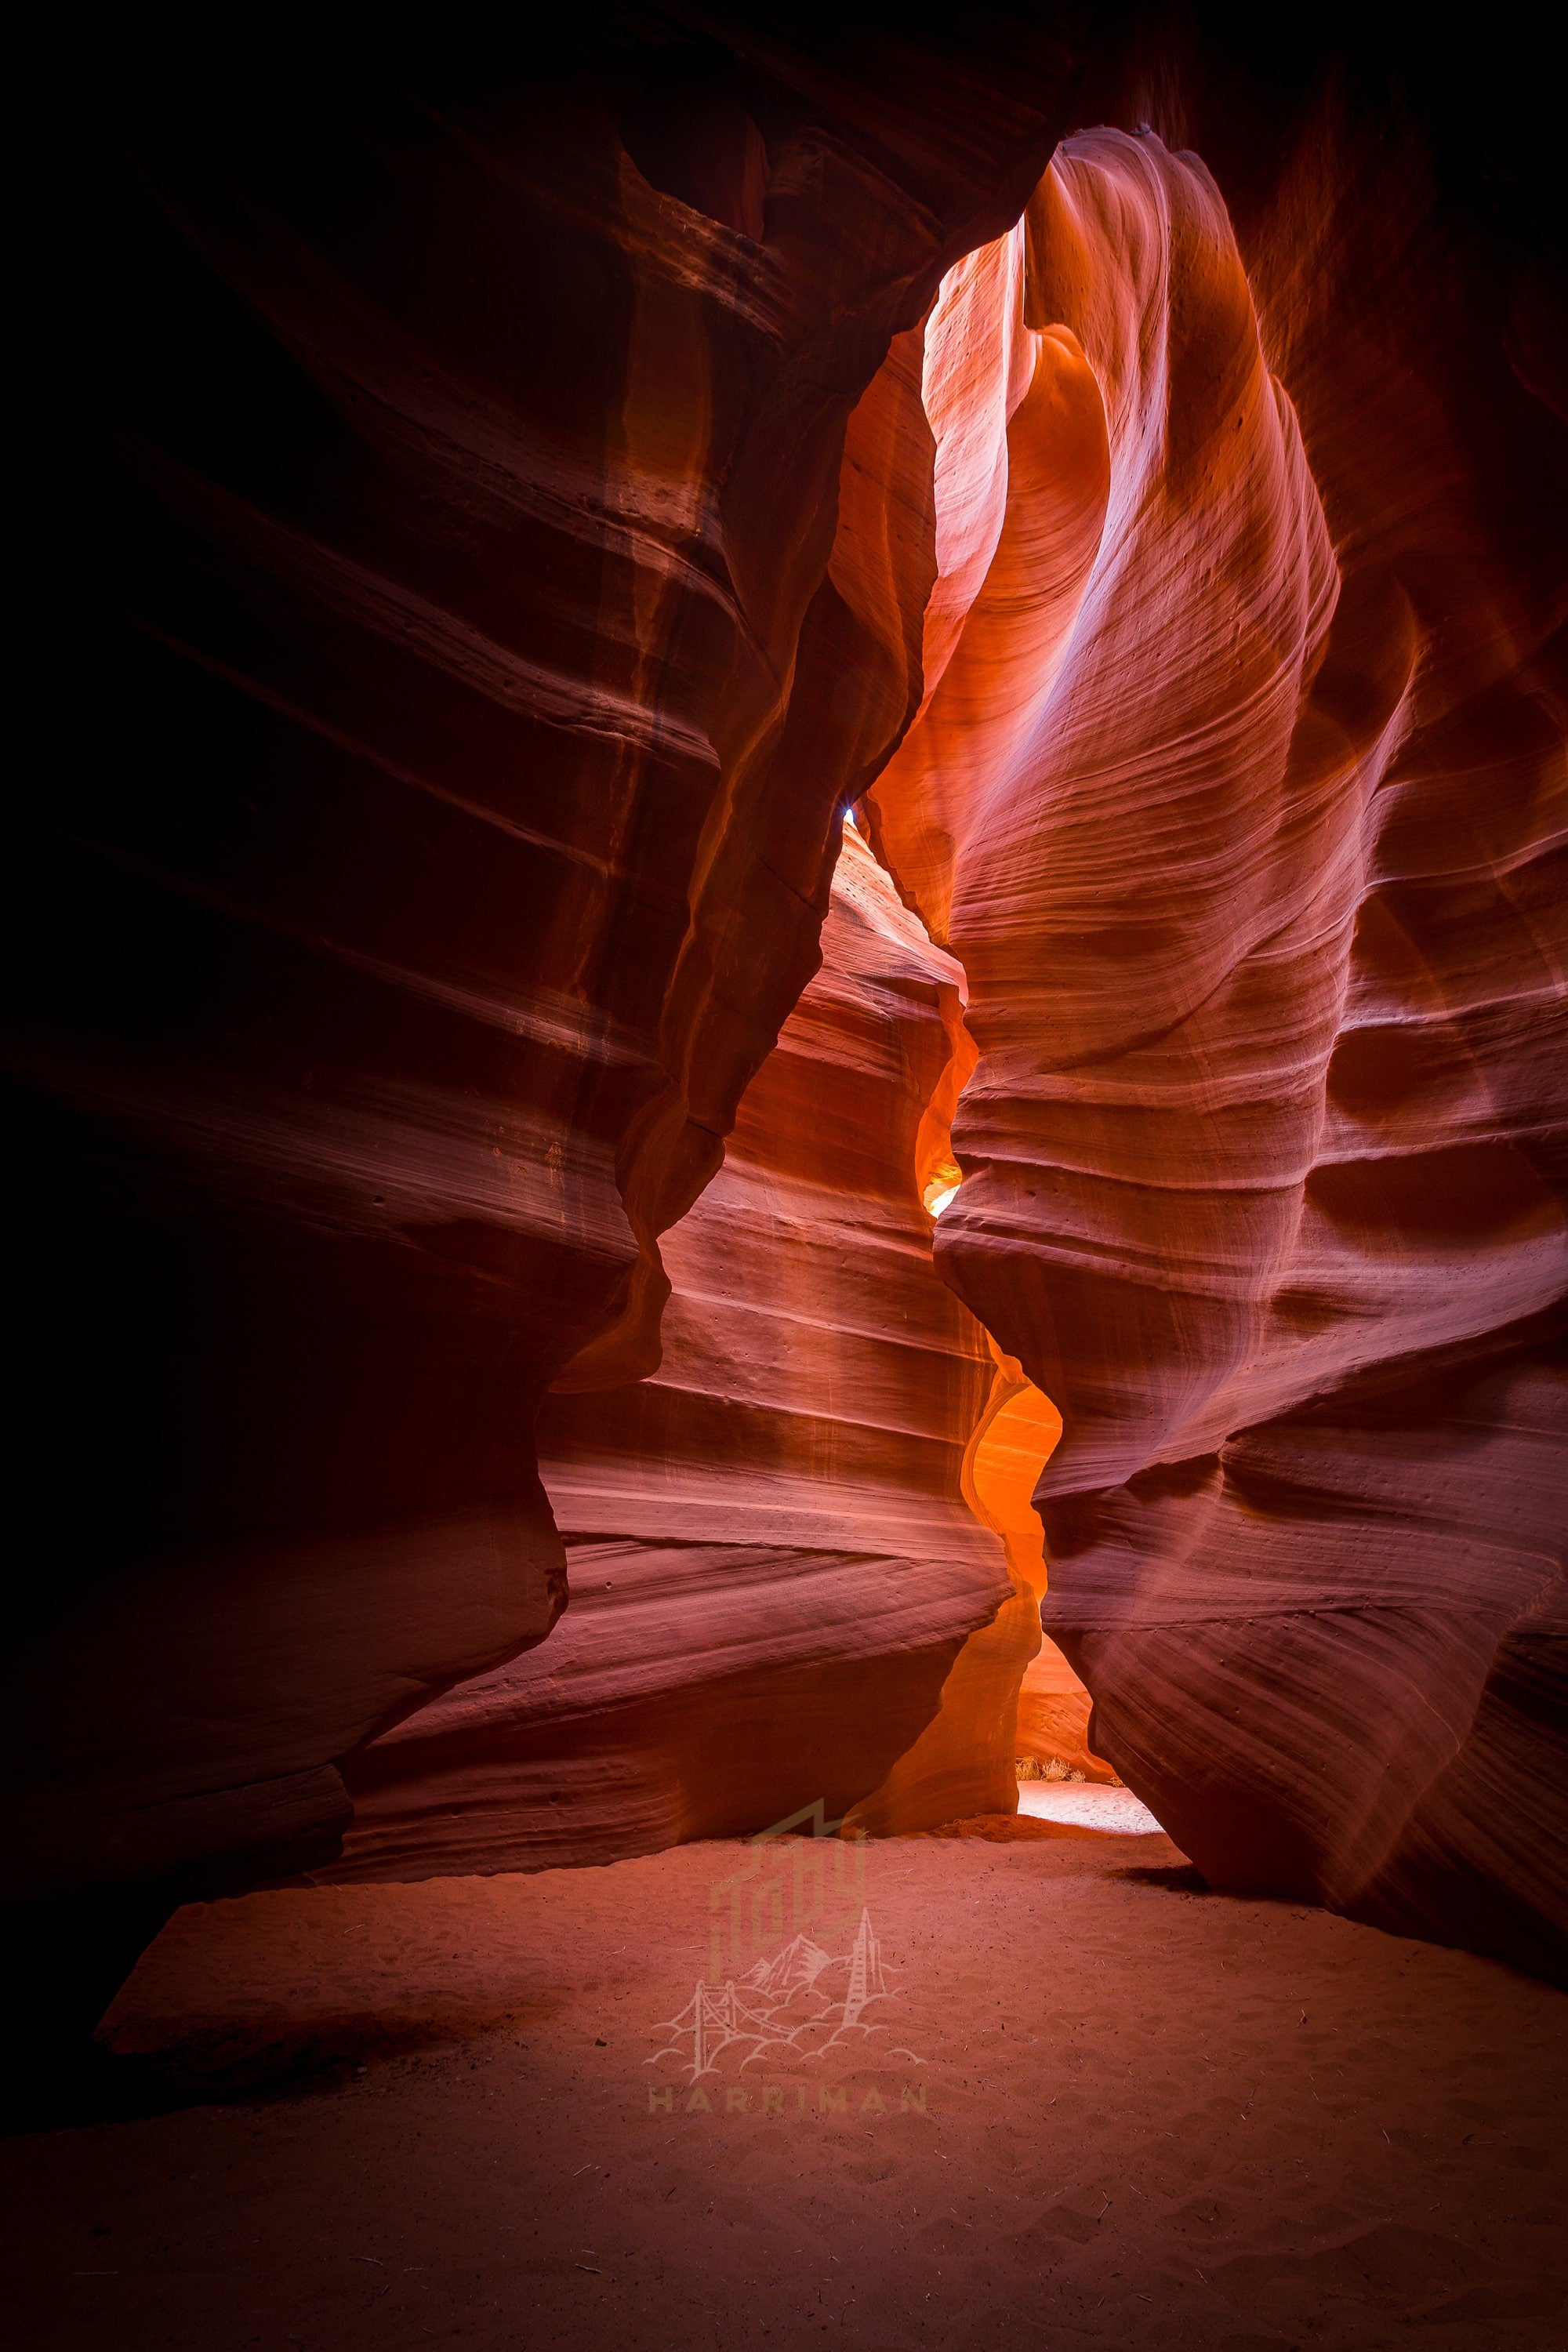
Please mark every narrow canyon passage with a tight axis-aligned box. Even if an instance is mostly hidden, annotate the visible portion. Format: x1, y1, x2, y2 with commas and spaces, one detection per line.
5, 16, 1564, 2352
327, 821, 1017, 1875
317, 812, 1109, 1873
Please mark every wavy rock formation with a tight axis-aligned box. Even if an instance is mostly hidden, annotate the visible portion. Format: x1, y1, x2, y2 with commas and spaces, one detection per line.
846, 1327, 1109, 1828
866, 118, 1566, 1976
6, 20, 1084, 2067
331, 826, 1002, 1875
966, 1368, 1116, 1784
8, 14, 1563, 2087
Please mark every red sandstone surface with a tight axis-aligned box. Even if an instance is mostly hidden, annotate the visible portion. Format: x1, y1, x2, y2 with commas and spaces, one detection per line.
328, 829, 1006, 1875
5, 0, 1565, 2176
864, 118, 1566, 1980
7, 1838, 1566, 2350
8, 20, 1083, 2032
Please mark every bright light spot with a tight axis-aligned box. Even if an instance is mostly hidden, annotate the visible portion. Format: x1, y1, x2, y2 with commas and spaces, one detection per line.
923, 1158, 963, 1218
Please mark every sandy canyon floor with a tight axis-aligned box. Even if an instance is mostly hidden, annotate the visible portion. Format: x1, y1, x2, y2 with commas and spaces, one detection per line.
4, 1827, 1564, 2352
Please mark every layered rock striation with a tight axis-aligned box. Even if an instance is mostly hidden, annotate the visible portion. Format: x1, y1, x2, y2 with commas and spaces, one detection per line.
866, 115, 1566, 1976
8, 18, 1083, 2003
331, 826, 1004, 1875
7, 12, 1564, 2060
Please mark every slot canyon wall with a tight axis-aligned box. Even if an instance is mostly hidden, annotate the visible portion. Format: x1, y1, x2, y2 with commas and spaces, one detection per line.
327, 826, 1006, 1878
6, 13, 1086, 2053
863, 79, 1566, 1976
331, 824, 1110, 1876
5, 5, 1565, 2078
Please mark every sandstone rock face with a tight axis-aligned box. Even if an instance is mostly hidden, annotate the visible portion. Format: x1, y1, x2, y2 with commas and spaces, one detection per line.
7, 22, 1083, 1965
964, 1368, 1116, 1786
848, 1348, 1093, 1830
866, 120, 1566, 1976
8, 13, 1564, 2044
331, 826, 1004, 1875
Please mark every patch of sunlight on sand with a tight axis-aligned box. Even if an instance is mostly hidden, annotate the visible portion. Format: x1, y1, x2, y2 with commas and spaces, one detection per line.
1017, 1782, 1163, 1835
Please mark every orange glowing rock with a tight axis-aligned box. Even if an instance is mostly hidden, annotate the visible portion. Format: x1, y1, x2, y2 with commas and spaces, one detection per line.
866, 123, 1567, 1976
845, 1348, 1058, 1834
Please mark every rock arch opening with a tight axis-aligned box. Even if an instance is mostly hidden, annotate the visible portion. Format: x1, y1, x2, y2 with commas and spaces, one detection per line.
833, 175, 1123, 1838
